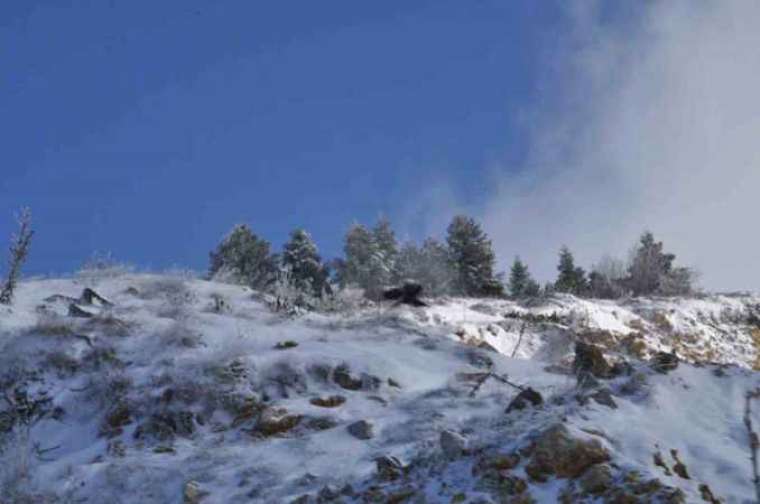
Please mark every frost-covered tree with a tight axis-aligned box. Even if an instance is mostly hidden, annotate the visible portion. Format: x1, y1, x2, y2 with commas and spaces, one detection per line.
342, 223, 385, 298
395, 242, 422, 282
395, 238, 455, 297
508, 256, 539, 298
0, 208, 33, 305
658, 265, 698, 296
627, 232, 672, 296
554, 246, 588, 296
419, 238, 456, 296
282, 229, 327, 296
625, 231, 693, 296
372, 217, 399, 285
589, 255, 627, 299
209, 224, 277, 290
446, 215, 502, 297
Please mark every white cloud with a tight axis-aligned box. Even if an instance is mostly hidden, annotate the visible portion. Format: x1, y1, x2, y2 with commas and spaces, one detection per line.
481, 1, 760, 291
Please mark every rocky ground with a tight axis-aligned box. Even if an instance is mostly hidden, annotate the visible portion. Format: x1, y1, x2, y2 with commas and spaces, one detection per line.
0, 273, 759, 503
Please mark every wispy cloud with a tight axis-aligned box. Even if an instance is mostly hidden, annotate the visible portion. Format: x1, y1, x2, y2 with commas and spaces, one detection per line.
480, 1, 760, 291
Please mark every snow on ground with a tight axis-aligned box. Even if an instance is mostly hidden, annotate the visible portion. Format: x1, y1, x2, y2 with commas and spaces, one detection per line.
0, 273, 759, 503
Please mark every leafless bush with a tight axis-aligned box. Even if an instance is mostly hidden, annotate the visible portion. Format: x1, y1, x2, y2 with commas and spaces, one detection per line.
76, 251, 134, 285
31, 313, 76, 337
140, 277, 196, 319
83, 369, 133, 410
158, 321, 203, 348
43, 350, 80, 376
0, 207, 33, 305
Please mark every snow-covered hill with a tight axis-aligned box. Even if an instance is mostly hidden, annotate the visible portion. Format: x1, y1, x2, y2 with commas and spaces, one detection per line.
1, 273, 759, 503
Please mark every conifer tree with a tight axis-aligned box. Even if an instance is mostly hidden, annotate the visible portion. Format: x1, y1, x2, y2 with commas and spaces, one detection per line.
282, 229, 327, 296
508, 256, 539, 298
343, 223, 384, 298
446, 215, 502, 297
626, 231, 675, 296
209, 224, 277, 290
626, 231, 694, 296
554, 246, 588, 296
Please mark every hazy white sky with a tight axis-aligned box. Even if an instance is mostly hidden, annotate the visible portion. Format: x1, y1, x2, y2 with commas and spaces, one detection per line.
477, 1, 760, 291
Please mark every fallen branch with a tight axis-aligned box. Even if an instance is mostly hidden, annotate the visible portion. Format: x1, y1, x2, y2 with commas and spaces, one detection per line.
467, 370, 524, 397
510, 321, 527, 358
33, 442, 61, 462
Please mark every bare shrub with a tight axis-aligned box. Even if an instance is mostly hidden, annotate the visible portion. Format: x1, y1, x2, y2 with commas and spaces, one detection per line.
31, 313, 76, 337
140, 277, 196, 320
158, 322, 203, 348
0, 207, 33, 305
43, 350, 79, 376
76, 251, 134, 285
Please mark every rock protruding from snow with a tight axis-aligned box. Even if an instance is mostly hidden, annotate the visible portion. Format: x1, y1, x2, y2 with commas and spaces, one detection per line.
375, 455, 406, 481
525, 424, 610, 481
347, 420, 374, 440
573, 342, 611, 381
505, 387, 543, 413
651, 351, 679, 374
439, 430, 468, 459
382, 281, 427, 307
68, 303, 95, 318
80, 288, 113, 307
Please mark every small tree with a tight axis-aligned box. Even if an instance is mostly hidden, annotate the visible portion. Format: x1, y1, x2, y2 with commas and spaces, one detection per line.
372, 217, 399, 285
395, 238, 456, 297
282, 229, 327, 297
554, 246, 588, 296
209, 224, 277, 290
343, 223, 373, 289
420, 238, 456, 297
0, 208, 33, 305
446, 215, 502, 297
589, 255, 627, 299
508, 257, 539, 298
626, 231, 693, 296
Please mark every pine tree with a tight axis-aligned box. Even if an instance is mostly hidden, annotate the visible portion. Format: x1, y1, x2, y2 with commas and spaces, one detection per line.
508, 256, 538, 298
209, 224, 277, 290
554, 246, 588, 296
282, 229, 327, 296
626, 231, 676, 296
446, 215, 502, 297
626, 231, 694, 296
343, 223, 384, 298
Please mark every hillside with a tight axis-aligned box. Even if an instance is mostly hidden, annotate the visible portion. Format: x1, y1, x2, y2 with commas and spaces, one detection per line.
1, 273, 759, 503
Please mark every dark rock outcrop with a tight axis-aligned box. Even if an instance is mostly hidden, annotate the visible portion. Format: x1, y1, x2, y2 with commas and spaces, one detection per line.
573, 342, 611, 382
651, 351, 679, 374
383, 281, 427, 307
506, 388, 544, 413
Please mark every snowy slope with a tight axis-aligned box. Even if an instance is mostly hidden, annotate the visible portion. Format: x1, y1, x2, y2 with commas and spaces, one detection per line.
0, 274, 759, 503
394, 293, 760, 369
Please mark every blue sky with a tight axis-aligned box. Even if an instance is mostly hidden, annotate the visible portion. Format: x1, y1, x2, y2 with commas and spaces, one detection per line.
5, 2, 757, 290
1, 0, 570, 275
